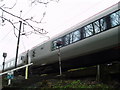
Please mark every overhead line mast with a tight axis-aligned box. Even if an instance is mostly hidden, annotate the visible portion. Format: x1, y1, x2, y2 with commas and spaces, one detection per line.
15, 21, 22, 68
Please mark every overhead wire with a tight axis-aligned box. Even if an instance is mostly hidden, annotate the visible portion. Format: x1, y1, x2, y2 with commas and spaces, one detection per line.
0, 29, 13, 43
20, 0, 49, 48
13, 2, 36, 52
22, 4, 36, 18
21, 36, 27, 52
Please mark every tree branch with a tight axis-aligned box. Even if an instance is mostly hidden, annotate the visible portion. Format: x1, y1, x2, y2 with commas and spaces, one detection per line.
0, 0, 17, 9
31, 0, 60, 5
0, 16, 18, 37
25, 11, 46, 24
0, 7, 48, 34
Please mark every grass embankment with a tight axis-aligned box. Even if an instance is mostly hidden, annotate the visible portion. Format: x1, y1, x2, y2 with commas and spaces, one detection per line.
26, 79, 113, 89
2, 63, 120, 89
3, 78, 114, 89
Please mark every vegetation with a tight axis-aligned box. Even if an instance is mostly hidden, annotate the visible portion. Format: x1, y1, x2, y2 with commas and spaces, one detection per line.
48, 80, 110, 88
2, 63, 120, 89
68, 66, 96, 71
24, 79, 112, 89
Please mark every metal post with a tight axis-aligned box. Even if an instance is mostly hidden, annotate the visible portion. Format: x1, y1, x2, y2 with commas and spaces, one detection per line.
96, 65, 100, 82
7, 71, 14, 85
15, 21, 22, 68
58, 48, 62, 76
25, 51, 29, 79
2, 52, 7, 72
25, 66, 28, 79
2, 58, 5, 72
8, 79, 11, 85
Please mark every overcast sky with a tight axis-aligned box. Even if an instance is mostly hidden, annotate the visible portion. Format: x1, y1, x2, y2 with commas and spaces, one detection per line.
0, 0, 119, 65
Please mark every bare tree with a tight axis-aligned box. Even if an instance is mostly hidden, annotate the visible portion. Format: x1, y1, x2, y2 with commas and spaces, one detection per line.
0, 0, 59, 37
30, 0, 59, 6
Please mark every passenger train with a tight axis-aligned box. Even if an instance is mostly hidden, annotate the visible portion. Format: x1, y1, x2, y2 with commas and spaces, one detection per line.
0, 2, 120, 73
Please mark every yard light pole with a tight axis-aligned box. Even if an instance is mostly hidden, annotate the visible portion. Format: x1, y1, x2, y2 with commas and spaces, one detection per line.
56, 41, 63, 76
2, 52, 7, 72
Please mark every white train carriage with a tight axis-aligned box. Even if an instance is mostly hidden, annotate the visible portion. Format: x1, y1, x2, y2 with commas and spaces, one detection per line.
17, 51, 28, 67
30, 2, 120, 68
1, 2, 120, 72
1, 51, 28, 71
4, 58, 15, 71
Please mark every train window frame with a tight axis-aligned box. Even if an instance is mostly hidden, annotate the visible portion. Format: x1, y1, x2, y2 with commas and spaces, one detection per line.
110, 10, 120, 27
70, 32, 73, 44
100, 18, 107, 31
72, 30, 81, 43
93, 20, 101, 34
11, 60, 14, 66
83, 23, 94, 38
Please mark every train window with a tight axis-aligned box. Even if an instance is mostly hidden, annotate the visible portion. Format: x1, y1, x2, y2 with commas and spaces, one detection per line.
52, 40, 57, 50
83, 24, 94, 37
5, 64, 7, 68
8, 62, 10, 67
100, 18, 107, 31
64, 34, 70, 46
110, 10, 120, 27
56, 38, 63, 48
69, 30, 81, 43
72, 30, 81, 42
52, 38, 63, 50
11, 61, 14, 66
4, 64, 6, 69
93, 20, 101, 33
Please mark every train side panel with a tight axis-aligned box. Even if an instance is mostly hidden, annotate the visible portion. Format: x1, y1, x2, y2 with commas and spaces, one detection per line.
30, 41, 57, 66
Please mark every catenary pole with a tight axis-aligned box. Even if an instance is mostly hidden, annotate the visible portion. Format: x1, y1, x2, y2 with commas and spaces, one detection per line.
15, 21, 22, 68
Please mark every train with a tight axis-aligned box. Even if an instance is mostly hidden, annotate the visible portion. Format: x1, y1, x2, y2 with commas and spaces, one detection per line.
0, 2, 120, 73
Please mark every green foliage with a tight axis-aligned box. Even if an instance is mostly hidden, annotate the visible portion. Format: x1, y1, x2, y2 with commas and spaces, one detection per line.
68, 66, 96, 72
52, 80, 110, 88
